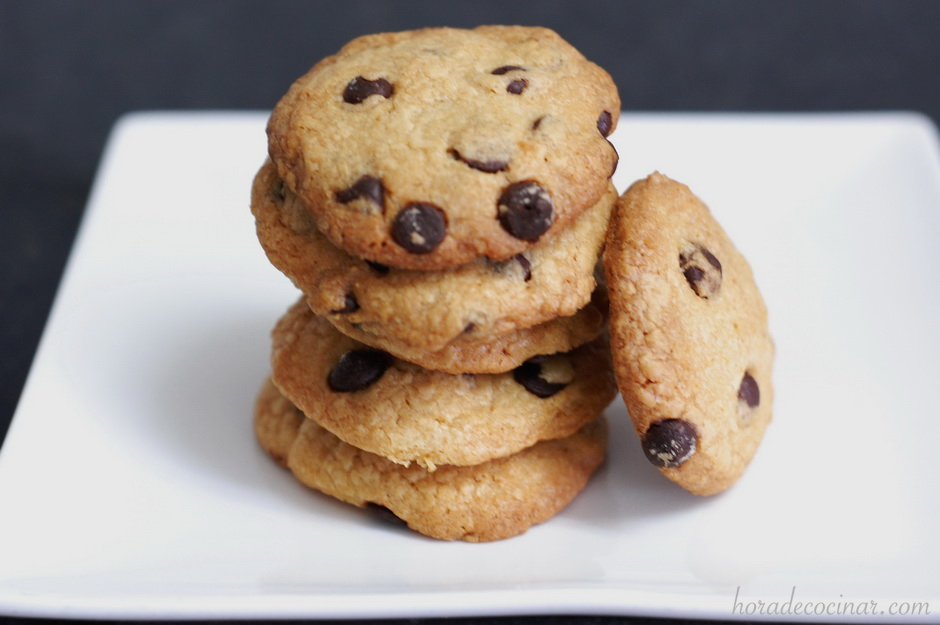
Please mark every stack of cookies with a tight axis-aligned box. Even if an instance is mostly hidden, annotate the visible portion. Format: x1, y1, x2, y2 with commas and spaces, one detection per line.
250, 26, 622, 541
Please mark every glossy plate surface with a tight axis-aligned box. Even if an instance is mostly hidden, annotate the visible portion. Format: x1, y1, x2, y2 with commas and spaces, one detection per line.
1, 112, 939, 621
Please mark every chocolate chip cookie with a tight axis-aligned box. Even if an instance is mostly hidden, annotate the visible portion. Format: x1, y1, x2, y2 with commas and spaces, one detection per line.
269, 299, 617, 470
254, 377, 608, 542
324, 293, 607, 374
603, 173, 774, 496
251, 160, 613, 367
267, 26, 620, 270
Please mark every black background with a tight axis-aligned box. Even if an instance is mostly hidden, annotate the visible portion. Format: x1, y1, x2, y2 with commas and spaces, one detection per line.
1, 2, 939, 624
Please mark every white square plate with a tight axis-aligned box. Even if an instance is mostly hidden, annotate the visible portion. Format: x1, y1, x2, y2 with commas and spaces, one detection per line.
1, 112, 939, 622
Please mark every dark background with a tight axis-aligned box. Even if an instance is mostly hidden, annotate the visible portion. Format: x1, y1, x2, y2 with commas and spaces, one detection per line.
1, 1, 938, 624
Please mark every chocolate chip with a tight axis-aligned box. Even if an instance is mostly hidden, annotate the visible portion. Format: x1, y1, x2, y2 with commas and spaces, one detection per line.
343, 76, 393, 104
738, 372, 760, 408
531, 116, 544, 131
335, 175, 385, 210
506, 78, 528, 94
679, 244, 722, 298
597, 111, 613, 137
391, 203, 447, 254
327, 349, 390, 392
365, 260, 390, 275
329, 293, 359, 315
642, 419, 697, 468
514, 254, 532, 281
737, 372, 760, 422
449, 148, 508, 173
489, 66, 527, 93
491, 253, 532, 281
498, 181, 554, 241
463, 322, 476, 334
513, 354, 574, 398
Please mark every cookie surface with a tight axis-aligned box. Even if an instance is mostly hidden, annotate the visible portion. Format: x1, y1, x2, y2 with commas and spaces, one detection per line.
324, 293, 607, 374
254, 377, 608, 542
270, 299, 617, 470
603, 173, 774, 496
251, 159, 614, 355
267, 26, 620, 270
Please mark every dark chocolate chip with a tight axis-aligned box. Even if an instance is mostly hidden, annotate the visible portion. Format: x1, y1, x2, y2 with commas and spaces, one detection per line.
329, 293, 360, 315
489, 253, 532, 281
506, 78, 528, 94
491, 65, 526, 75
679, 244, 722, 298
531, 116, 544, 131
327, 349, 390, 392
335, 175, 385, 210
738, 372, 760, 408
597, 111, 613, 137
514, 254, 532, 281
703, 248, 721, 269
513, 354, 573, 398
737, 372, 760, 422
498, 181, 554, 241
463, 322, 476, 334
365, 260, 390, 275
366, 503, 407, 527
391, 203, 447, 254
343, 76, 393, 104
449, 148, 508, 173
642, 419, 698, 468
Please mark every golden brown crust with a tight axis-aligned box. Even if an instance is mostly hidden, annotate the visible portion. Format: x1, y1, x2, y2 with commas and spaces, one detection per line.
253, 377, 305, 467
251, 159, 613, 360
254, 377, 608, 542
269, 298, 617, 470
320, 291, 607, 374
603, 173, 774, 495
266, 26, 619, 270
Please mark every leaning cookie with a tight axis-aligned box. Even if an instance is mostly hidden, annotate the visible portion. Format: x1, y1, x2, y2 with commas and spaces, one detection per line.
251, 159, 614, 354
254, 377, 608, 542
267, 26, 619, 270
270, 299, 617, 470
603, 173, 774, 496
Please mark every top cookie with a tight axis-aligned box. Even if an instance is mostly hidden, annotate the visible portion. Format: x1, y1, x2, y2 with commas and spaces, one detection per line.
267, 26, 620, 270
603, 173, 774, 496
